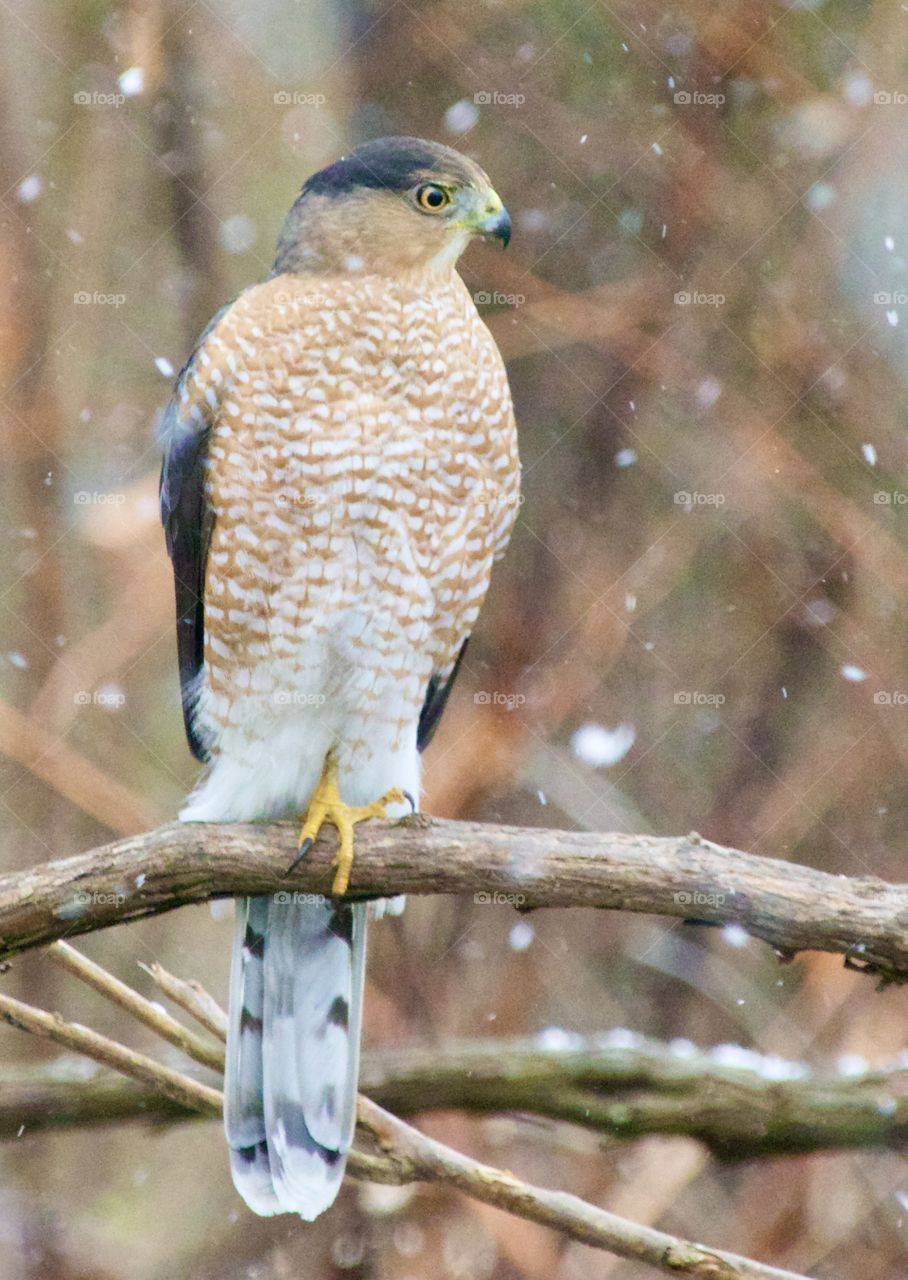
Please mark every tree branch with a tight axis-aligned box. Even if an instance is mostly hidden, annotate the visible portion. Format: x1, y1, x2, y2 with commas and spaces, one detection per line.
361, 1037, 908, 1159
3, 1035, 908, 1160
0, 1061, 206, 1134
0, 818, 905, 981
0, 981, 810, 1280
46, 942, 224, 1071
354, 1096, 809, 1280
0, 990, 222, 1115
139, 959, 229, 1040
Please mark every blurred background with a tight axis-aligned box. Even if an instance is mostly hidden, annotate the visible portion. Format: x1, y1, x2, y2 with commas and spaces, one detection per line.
3, 0, 908, 1275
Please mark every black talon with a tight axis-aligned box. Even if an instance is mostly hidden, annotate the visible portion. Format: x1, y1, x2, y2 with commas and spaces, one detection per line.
403, 790, 417, 814
286, 836, 313, 876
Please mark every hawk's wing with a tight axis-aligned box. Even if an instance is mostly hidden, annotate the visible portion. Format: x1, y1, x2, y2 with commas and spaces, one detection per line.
159, 303, 232, 762
417, 638, 469, 752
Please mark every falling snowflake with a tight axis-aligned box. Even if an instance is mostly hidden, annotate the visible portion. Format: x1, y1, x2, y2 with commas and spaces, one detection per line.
118, 66, 144, 97
444, 100, 479, 134
509, 922, 534, 951
571, 722, 636, 767
218, 214, 256, 254
722, 924, 749, 948
17, 175, 42, 203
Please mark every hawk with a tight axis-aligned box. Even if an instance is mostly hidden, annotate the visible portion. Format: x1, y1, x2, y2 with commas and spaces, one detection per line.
160, 136, 519, 1219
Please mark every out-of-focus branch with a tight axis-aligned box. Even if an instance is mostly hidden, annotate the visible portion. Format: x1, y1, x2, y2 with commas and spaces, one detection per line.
153, 0, 226, 337
0, 983, 808, 1280
362, 1037, 908, 1160
0, 1061, 204, 1133
0, 698, 161, 835
3, 1035, 907, 1161
0, 990, 222, 1115
1, 818, 907, 982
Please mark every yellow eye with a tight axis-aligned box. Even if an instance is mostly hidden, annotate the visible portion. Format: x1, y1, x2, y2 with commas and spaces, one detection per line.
415, 183, 452, 213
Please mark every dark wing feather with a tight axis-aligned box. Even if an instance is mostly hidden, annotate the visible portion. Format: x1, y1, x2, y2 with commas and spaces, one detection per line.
160, 424, 213, 761
159, 305, 231, 762
417, 638, 469, 752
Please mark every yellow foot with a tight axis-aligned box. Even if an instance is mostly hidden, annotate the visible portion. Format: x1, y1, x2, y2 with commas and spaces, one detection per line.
287, 757, 410, 896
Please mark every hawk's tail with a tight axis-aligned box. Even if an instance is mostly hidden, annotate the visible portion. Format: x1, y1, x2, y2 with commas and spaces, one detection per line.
224, 894, 366, 1219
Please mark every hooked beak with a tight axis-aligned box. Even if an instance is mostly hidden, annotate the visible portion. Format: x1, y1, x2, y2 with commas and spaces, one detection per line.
469, 192, 511, 248
479, 205, 511, 248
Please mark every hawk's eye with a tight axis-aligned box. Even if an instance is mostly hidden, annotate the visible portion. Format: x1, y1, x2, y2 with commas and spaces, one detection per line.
415, 183, 452, 213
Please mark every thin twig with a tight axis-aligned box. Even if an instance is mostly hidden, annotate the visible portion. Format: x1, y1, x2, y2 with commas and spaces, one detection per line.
47, 943, 224, 1071
138, 960, 228, 1041
1, 819, 906, 983
354, 1097, 810, 1280
23, 949, 908, 1160
0, 991, 222, 1116
0, 986, 809, 1279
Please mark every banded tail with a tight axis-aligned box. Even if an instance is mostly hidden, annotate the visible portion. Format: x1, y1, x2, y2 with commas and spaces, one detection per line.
224, 894, 367, 1218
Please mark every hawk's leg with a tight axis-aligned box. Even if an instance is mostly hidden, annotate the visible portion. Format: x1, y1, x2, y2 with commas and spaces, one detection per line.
288, 755, 407, 896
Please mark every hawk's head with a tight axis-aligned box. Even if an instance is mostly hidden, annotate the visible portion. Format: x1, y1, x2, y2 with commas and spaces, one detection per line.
273, 136, 511, 276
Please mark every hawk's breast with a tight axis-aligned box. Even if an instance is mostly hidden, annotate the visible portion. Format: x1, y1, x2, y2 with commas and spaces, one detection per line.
196, 270, 518, 752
